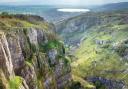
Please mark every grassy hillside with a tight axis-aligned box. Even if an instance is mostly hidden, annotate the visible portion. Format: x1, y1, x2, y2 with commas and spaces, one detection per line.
56, 10, 128, 89
0, 12, 54, 31
71, 15, 128, 88
56, 10, 128, 46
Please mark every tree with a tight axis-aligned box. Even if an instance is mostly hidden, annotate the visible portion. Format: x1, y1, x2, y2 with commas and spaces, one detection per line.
1, 12, 9, 16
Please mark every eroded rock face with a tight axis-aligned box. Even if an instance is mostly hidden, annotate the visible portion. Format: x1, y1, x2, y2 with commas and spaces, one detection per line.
48, 49, 58, 65
0, 27, 71, 89
6, 33, 25, 74
20, 64, 37, 89
87, 77, 126, 89
57, 73, 72, 89
27, 28, 38, 45
0, 32, 29, 89
0, 32, 14, 79
37, 29, 48, 44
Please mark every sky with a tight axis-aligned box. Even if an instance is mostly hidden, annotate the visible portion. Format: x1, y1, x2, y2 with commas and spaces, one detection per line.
0, 0, 128, 6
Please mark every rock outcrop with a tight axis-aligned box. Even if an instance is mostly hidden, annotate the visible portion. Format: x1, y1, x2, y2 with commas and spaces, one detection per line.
0, 15, 72, 89
87, 77, 126, 89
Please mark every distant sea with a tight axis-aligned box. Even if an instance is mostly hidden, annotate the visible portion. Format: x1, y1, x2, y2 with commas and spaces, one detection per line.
0, 5, 90, 23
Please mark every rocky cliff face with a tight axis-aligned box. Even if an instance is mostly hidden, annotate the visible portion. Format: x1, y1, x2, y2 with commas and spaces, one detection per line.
0, 15, 72, 89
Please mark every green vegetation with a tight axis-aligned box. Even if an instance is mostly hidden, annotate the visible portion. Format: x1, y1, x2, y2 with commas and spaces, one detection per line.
56, 10, 128, 88
72, 24, 128, 88
71, 75, 95, 89
43, 40, 62, 51
0, 13, 52, 30
9, 76, 23, 89
115, 39, 128, 57
31, 44, 37, 53
94, 81, 107, 89
25, 60, 33, 68
1, 12, 9, 17
45, 40, 59, 49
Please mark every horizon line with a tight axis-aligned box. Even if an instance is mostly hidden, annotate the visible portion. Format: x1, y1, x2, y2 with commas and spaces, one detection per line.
0, 1, 127, 6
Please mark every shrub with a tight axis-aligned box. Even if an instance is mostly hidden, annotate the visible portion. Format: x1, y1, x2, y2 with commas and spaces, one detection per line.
94, 81, 107, 89
0, 12, 12, 18
69, 81, 82, 89
43, 40, 61, 51
1, 12, 9, 16
115, 39, 128, 56
31, 44, 37, 53
9, 76, 23, 89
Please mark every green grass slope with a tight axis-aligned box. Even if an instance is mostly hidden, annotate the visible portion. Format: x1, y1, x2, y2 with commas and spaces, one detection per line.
56, 10, 128, 89
0, 12, 54, 31
72, 19, 128, 88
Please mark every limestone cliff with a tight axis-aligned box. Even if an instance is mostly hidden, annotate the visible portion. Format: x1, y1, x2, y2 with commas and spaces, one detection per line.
0, 14, 72, 89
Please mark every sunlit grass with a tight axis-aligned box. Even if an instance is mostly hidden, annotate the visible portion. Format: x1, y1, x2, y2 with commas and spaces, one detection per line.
72, 23, 128, 86
9, 76, 23, 89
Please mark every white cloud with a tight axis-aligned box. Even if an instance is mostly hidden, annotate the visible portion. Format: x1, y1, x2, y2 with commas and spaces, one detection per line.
57, 8, 90, 12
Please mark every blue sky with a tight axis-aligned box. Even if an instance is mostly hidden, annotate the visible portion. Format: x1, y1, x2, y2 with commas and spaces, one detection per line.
0, 0, 128, 5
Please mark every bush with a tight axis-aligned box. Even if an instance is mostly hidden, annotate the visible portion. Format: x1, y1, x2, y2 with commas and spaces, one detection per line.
69, 81, 82, 89
43, 40, 62, 51
1, 12, 9, 16
94, 81, 107, 89
31, 44, 37, 53
115, 39, 128, 56
0, 12, 12, 18
9, 76, 23, 89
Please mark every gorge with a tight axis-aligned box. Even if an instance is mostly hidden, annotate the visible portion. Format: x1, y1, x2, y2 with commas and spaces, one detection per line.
0, 2, 128, 89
